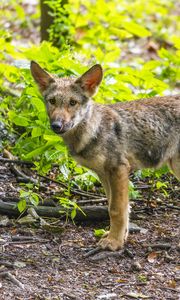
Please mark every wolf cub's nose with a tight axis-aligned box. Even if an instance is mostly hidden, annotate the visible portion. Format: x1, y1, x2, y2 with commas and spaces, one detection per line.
51, 121, 63, 134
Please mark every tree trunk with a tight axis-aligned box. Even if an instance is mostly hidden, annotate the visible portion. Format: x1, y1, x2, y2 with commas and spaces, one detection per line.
40, 0, 68, 45
40, 0, 54, 42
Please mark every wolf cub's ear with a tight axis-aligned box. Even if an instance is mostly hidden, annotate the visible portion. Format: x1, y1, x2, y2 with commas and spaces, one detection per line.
30, 61, 54, 92
75, 64, 103, 96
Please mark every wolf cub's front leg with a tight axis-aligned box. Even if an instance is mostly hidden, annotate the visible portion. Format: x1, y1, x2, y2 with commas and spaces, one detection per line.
98, 165, 129, 251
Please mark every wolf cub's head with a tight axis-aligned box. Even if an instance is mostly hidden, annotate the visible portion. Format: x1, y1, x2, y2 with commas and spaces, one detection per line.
30, 62, 103, 135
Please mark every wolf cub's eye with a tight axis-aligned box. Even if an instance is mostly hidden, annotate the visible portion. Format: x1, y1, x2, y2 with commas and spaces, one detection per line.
69, 99, 77, 106
49, 98, 56, 105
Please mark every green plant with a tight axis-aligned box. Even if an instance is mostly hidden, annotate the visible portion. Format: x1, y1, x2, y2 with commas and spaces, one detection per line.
18, 184, 41, 213
45, 0, 74, 48
141, 166, 170, 197
94, 228, 106, 238
58, 197, 85, 223
129, 181, 141, 200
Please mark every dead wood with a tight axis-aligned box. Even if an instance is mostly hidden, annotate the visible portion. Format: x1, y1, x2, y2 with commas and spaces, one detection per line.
1, 196, 58, 207
3, 149, 38, 185
84, 247, 102, 258
0, 157, 33, 166
1, 239, 49, 245
0, 199, 146, 222
77, 198, 107, 205
0, 260, 14, 268
143, 243, 171, 250
0, 200, 109, 221
89, 249, 125, 261
0, 271, 24, 289
11, 236, 38, 241
163, 204, 180, 211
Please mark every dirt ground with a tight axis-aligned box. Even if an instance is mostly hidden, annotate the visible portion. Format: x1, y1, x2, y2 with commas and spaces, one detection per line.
0, 161, 180, 300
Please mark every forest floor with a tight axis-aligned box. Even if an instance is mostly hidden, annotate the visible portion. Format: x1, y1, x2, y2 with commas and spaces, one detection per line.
0, 160, 179, 300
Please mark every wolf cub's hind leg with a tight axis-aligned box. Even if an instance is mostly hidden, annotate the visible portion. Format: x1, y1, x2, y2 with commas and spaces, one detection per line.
168, 152, 180, 180
98, 165, 129, 251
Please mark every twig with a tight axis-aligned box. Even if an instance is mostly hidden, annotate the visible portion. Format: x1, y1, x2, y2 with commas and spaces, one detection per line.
63, 290, 78, 299
39, 173, 104, 198
89, 249, 125, 261
1, 195, 57, 207
3, 149, 38, 185
0, 157, 33, 166
11, 167, 39, 185
77, 198, 107, 205
7, 240, 49, 245
143, 243, 171, 250
58, 244, 70, 258
0, 260, 14, 268
163, 204, 180, 211
160, 286, 179, 293
84, 246, 102, 258
11, 235, 38, 241
0, 238, 49, 245
0, 271, 24, 289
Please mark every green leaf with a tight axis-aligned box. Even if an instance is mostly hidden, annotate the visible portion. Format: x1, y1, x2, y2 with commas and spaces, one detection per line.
30, 194, 39, 206
31, 127, 42, 138
17, 199, 27, 213
24, 143, 53, 159
8, 111, 29, 126
43, 134, 61, 142
31, 97, 45, 112
94, 228, 106, 238
71, 209, 77, 220
122, 21, 151, 37
156, 181, 167, 189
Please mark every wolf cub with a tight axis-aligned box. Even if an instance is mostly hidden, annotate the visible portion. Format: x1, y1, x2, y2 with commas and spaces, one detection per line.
31, 61, 180, 251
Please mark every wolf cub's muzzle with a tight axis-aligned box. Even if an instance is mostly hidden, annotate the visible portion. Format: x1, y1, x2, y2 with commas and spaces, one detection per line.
51, 120, 72, 135
51, 120, 65, 134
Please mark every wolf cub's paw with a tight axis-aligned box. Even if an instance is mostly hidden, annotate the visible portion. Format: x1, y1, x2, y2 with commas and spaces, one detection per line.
102, 230, 109, 238
98, 236, 124, 251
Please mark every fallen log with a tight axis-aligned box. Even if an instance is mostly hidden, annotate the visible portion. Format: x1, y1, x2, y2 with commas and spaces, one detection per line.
0, 200, 109, 221
1, 196, 57, 207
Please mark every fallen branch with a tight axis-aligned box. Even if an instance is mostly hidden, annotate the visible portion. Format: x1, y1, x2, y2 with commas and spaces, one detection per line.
1, 196, 58, 207
0, 200, 146, 222
89, 249, 125, 261
0, 271, 24, 289
0, 200, 109, 221
0, 260, 14, 268
163, 204, 180, 211
84, 247, 102, 258
11, 236, 39, 241
77, 198, 107, 205
0, 157, 33, 166
3, 149, 38, 185
1, 239, 49, 245
161, 286, 179, 293
143, 243, 171, 250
